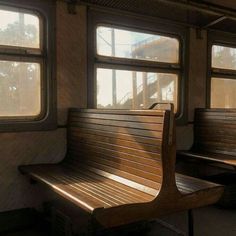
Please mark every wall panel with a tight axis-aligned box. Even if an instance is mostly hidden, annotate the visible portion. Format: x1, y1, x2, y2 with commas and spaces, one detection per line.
0, 2, 87, 212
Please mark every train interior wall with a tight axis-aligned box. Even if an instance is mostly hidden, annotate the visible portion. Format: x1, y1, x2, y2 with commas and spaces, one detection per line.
0, 1, 235, 235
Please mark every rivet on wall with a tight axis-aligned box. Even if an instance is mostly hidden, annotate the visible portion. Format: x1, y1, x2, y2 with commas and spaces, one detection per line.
66, 0, 78, 14
196, 28, 203, 40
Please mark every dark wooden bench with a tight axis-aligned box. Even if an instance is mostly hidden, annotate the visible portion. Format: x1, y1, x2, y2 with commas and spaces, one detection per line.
19, 108, 223, 229
177, 108, 236, 169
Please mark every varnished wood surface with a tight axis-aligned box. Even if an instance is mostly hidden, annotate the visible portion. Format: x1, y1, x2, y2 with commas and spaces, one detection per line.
178, 108, 236, 167
19, 109, 224, 228
178, 151, 236, 166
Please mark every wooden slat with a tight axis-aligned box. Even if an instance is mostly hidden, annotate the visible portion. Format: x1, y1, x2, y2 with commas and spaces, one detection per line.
63, 167, 153, 201
71, 112, 164, 123
176, 173, 221, 195
69, 122, 163, 139
69, 127, 161, 145
178, 151, 236, 166
71, 160, 162, 189
178, 108, 236, 167
64, 109, 164, 192
19, 109, 224, 228
68, 139, 161, 160
69, 108, 166, 116
67, 149, 162, 175
67, 147, 162, 169
64, 165, 155, 200
70, 117, 164, 131
79, 164, 159, 196
69, 130, 162, 153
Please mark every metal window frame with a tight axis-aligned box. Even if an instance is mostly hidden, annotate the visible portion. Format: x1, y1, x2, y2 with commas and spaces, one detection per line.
207, 31, 236, 108
0, 0, 56, 132
88, 9, 188, 122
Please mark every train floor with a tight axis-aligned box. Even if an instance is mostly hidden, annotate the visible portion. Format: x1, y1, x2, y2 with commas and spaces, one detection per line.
2, 206, 236, 236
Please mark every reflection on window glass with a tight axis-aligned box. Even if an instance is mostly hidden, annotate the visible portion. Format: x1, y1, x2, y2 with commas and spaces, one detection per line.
0, 61, 41, 116
212, 45, 236, 70
211, 77, 236, 108
0, 8, 40, 48
97, 26, 179, 63
97, 68, 178, 112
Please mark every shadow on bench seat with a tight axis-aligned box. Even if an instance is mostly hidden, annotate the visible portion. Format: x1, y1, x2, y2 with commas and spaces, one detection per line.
19, 109, 224, 228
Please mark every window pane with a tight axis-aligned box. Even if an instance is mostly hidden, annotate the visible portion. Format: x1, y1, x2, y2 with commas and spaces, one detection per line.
0, 7, 40, 48
211, 77, 236, 108
97, 68, 178, 112
0, 61, 41, 117
97, 26, 179, 63
212, 45, 236, 70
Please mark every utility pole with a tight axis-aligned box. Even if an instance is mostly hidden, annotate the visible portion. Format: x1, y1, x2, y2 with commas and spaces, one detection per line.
111, 29, 117, 107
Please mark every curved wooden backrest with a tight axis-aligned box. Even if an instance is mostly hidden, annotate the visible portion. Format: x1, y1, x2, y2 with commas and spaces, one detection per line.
65, 108, 176, 197
194, 108, 236, 156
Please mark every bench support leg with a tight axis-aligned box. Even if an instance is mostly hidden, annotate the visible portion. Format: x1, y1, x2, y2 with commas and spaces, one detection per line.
188, 209, 194, 236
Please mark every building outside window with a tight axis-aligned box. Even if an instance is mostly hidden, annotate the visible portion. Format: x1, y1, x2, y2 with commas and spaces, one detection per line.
88, 11, 186, 117
96, 26, 180, 113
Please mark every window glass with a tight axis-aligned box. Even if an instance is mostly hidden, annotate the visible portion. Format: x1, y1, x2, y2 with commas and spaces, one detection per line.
97, 26, 179, 63
97, 68, 178, 112
0, 8, 40, 48
212, 45, 236, 70
211, 77, 236, 108
0, 60, 41, 117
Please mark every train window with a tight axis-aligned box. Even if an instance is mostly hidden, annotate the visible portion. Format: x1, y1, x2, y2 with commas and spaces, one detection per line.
0, 8, 40, 49
0, 61, 41, 117
211, 78, 236, 108
0, 3, 56, 131
211, 45, 236, 108
0, 7, 41, 118
97, 26, 179, 63
97, 68, 178, 112
212, 45, 236, 71
95, 25, 180, 112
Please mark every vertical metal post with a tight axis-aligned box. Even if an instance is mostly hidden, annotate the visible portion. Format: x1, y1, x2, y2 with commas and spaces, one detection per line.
143, 72, 148, 108
132, 71, 137, 109
188, 209, 194, 236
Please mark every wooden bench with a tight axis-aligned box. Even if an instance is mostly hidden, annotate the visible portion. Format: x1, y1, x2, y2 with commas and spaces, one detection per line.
19, 108, 223, 229
177, 108, 236, 169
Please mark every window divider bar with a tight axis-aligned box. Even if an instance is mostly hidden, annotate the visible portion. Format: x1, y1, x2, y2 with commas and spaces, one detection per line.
95, 58, 181, 73
212, 69, 236, 78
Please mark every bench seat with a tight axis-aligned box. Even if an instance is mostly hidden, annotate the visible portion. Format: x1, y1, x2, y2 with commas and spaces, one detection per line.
178, 150, 236, 167
177, 108, 236, 168
19, 109, 224, 228
20, 164, 154, 211
20, 163, 222, 202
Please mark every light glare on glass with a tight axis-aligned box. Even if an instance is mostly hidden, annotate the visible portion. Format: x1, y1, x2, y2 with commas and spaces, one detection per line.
97, 68, 178, 113
0, 61, 41, 117
97, 26, 179, 63
0, 8, 40, 48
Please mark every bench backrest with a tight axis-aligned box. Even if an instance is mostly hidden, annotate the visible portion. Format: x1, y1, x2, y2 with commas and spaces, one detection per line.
194, 108, 236, 156
65, 109, 176, 196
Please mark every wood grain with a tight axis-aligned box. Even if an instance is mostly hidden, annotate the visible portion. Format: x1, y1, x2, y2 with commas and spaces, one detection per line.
19, 109, 224, 228
178, 108, 236, 167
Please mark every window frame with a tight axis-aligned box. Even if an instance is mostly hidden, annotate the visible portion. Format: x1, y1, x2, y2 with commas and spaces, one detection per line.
207, 31, 236, 108
0, 0, 56, 132
88, 10, 187, 122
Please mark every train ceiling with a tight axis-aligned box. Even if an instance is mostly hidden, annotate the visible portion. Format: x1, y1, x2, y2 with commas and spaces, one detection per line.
76, 0, 236, 33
